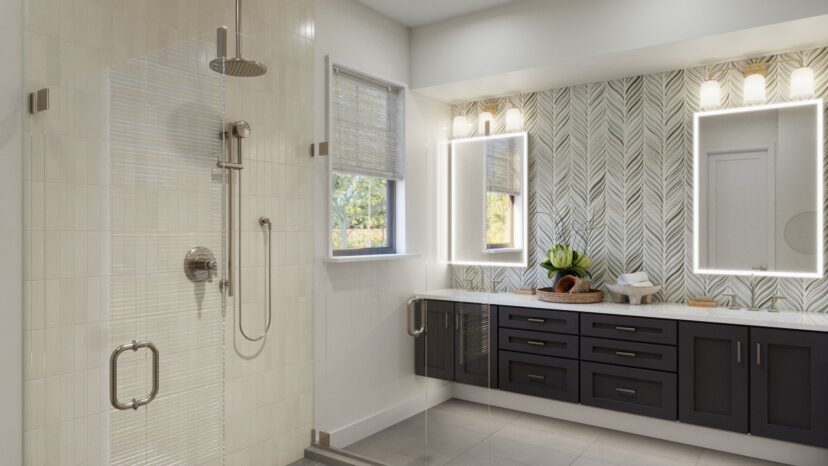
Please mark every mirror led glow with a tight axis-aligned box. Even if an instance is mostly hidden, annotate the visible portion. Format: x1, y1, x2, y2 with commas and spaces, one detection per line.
693, 99, 824, 278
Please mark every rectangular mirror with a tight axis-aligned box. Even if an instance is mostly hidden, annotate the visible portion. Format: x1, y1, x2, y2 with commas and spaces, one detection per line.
694, 100, 824, 277
450, 133, 528, 267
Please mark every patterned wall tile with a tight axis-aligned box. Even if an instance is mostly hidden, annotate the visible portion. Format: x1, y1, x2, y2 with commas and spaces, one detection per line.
452, 47, 828, 312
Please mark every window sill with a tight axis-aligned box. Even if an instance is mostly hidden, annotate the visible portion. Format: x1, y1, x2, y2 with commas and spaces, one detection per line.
483, 248, 523, 254
325, 253, 420, 264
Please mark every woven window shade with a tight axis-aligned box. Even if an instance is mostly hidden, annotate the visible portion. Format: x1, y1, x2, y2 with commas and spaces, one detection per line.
486, 137, 520, 195
331, 66, 403, 179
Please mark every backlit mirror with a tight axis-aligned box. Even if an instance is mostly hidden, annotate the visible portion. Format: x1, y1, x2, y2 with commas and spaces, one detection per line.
450, 133, 528, 266
694, 100, 824, 277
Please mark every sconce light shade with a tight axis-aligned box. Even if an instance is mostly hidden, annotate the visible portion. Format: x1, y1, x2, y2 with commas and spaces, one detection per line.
505, 108, 524, 131
743, 73, 766, 104
452, 116, 471, 138
478, 111, 494, 134
699, 80, 721, 110
790, 66, 815, 99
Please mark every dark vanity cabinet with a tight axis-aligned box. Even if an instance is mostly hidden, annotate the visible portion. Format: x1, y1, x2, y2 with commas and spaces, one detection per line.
580, 314, 678, 420
678, 322, 749, 433
750, 327, 828, 447
414, 300, 497, 388
497, 307, 580, 402
416, 299, 828, 448
414, 300, 455, 381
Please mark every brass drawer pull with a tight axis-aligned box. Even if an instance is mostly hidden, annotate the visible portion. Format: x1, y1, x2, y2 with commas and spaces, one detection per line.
527, 317, 546, 323
527, 373, 546, 381
615, 387, 637, 396
615, 326, 637, 332
615, 351, 637, 358
527, 340, 546, 346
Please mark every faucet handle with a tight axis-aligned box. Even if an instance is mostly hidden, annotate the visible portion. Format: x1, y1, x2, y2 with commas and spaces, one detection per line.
721, 292, 738, 310
491, 279, 502, 293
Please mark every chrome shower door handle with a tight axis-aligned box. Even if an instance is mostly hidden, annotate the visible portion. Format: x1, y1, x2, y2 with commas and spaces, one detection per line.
110, 340, 160, 410
407, 298, 425, 336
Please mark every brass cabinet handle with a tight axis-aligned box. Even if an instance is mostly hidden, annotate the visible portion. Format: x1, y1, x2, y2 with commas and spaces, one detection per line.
527, 373, 546, 381
615, 351, 637, 358
527, 340, 546, 346
110, 340, 160, 410
736, 340, 742, 363
615, 387, 637, 396
527, 317, 546, 323
615, 326, 637, 332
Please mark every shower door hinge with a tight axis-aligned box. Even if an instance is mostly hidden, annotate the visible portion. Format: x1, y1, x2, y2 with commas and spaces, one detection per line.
310, 141, 329, 157
29, 88, 49, 114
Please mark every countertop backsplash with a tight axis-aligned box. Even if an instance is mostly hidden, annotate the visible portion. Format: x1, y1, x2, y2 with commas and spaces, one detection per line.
450, 47, 828, 312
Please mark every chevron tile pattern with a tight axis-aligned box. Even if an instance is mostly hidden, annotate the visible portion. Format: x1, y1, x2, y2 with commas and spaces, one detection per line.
451, 47, 828, 312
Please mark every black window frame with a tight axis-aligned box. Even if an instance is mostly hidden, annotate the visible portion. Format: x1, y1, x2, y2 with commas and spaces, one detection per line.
332, 177, 396, 257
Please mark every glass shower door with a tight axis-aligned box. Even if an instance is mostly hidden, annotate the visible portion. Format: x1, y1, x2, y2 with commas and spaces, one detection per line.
106, 35, 227, 465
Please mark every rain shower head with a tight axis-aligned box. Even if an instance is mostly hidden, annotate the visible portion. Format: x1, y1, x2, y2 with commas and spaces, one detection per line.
209, 56, 267, 78
209, 0, 267, 77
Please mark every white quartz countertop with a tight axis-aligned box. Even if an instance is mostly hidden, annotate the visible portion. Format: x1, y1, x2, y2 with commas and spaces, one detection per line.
417, 289, 828, 333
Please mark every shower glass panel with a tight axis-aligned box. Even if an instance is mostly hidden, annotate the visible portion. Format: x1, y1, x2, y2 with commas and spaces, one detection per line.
317, 134, 497, 464
107, 35, 227, 464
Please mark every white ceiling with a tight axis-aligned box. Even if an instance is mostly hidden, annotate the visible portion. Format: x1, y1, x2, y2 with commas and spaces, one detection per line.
354, 0, 520, 27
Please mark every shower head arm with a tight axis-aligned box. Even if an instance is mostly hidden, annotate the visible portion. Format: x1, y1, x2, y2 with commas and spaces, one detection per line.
235, 0, 242, 58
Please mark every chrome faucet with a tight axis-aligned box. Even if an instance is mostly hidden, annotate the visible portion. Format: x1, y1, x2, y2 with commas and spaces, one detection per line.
745, 274, 786, 312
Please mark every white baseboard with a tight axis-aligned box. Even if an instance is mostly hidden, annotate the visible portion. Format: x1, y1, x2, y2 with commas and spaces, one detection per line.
452, 383, 828, 466
326, 384, 453, 448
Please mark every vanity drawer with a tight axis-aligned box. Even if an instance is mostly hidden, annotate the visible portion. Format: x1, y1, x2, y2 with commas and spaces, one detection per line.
581, 314, 677, 345
499, 351, 579, 402
581, 362, 677, 420
499, 307, 578, 335
581, 337, 677, 372
500, 328, 579, 359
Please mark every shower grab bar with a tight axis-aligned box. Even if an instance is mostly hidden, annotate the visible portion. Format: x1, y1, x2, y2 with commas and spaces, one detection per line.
110, 340, 159, 410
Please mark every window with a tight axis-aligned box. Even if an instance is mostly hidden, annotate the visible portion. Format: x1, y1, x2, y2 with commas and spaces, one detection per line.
485, 137, 520, 250
328, 62, 404, 256
486, 192, 514, 249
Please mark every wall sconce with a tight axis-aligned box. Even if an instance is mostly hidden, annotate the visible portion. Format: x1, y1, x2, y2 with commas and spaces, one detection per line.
478, 104, 497, 135
505, 107, 524, 132
698, 54, 817, 110
699, 77, 721, 110
791, 54, 815, 99
452, 115, 471, 138
742, 63, 767, 105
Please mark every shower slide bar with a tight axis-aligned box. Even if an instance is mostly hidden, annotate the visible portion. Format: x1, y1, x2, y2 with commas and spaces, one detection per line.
221, 121, 273, 342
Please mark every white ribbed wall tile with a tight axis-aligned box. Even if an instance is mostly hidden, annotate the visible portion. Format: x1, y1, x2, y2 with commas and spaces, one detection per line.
23, 0, 314, 465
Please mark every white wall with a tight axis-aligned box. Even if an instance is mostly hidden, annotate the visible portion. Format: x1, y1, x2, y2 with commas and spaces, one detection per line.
312, 0, 452, 441
410, 0, 828, 101
0, 0, 22, 463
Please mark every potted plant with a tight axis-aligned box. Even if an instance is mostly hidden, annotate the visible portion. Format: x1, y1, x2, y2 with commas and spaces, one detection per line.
540, 243, 592, 288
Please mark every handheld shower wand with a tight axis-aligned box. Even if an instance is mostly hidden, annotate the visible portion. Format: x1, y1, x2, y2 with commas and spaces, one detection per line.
220, 121, 272, 342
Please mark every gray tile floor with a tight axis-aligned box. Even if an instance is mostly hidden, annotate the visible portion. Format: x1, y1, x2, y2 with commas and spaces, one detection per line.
336, 399, 788, 466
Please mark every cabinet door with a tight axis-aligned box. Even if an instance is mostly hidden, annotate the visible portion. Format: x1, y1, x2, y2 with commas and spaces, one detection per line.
678, 322, 748, 433
414, 300, 454, 381
750, 328, 828, 447
455, 303, 497, 388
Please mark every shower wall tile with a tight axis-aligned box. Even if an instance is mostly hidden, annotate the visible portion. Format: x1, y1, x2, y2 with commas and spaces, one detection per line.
451, 47, 828, 312
23, 0, 314, 464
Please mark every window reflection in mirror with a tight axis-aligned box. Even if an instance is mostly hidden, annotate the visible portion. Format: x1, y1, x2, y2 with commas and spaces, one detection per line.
694, 100, 824, 278
450, 132, 528, 267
